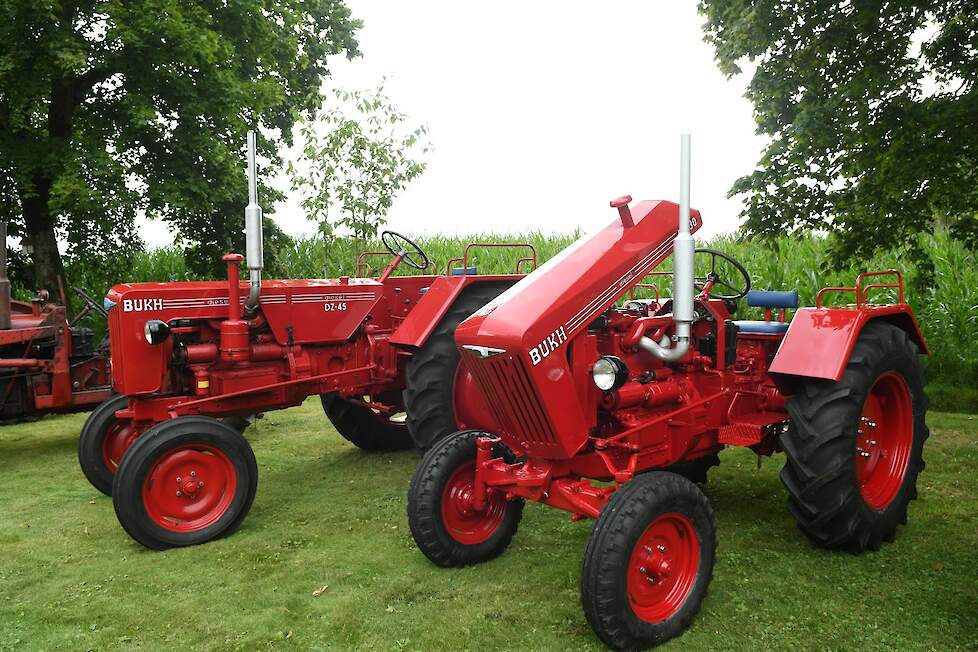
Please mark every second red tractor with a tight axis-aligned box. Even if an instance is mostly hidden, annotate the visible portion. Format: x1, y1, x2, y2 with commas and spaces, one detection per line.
80, 132, 531, 549
407, 135, 928, 649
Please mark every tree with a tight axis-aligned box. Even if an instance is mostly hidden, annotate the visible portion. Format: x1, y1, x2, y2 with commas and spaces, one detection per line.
288, 84, 430, 269
0, 1, 360, 290
698, 1, 977, 270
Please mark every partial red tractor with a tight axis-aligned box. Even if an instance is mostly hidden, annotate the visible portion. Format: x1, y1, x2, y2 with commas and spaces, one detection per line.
80, 132, 533, 549
407, 136, 928, 650
0, 223, 113, 421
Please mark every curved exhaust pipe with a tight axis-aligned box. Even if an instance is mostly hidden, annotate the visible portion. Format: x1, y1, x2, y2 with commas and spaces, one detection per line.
639, 133, 694, 362
244, 130, 264, 313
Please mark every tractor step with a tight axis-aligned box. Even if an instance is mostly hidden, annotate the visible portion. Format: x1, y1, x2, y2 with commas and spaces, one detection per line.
719, 412, 787, 447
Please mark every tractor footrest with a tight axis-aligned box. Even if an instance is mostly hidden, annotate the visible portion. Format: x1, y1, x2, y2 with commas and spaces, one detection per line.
719, 412, 787, 447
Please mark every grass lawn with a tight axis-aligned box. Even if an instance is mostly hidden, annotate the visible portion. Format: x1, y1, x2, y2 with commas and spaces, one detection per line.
1, 399, 976, 651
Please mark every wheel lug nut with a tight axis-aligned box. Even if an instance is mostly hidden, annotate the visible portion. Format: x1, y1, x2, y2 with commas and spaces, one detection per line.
639, 567, 647, 574
190, 471, 196, 478
657, 544, 666, 552
176, 477, 182, 483
198, 481, 204, 488
176, 490, 182, 497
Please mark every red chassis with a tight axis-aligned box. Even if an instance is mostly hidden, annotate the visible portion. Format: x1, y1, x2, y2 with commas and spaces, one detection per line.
409, 190, 929, 649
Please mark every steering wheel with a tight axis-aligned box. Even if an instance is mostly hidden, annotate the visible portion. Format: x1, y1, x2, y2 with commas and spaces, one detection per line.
72, 287, 109, 320
693, 248, 751, 300
381, 230, 430, 271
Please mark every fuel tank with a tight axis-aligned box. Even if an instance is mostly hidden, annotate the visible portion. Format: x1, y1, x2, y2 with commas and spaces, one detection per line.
455, 200, 701, 458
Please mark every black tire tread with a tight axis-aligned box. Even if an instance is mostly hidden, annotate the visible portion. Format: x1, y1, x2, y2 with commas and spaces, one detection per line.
581, 471, 717, 650
321, 394, 413, 452
112, 416, 258, 550
780, 321, 928, 552
77, 394, 129, 496
407, 430, 523, 567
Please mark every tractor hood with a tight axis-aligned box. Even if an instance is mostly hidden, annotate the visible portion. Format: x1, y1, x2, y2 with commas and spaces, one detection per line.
454, 199, 701, 458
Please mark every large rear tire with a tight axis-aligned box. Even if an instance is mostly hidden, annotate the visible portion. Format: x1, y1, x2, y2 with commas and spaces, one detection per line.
78, 395, 139, 496
403, 282, 513, 450
112, 416, 258, 550
408, 430, 523, 567
321, 392, 413, 451
781, 321, 928, 552
581, 472, 716, 650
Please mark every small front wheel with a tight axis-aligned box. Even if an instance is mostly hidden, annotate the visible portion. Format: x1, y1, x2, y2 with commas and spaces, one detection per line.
407, 430, 523, 567
78, 394, 140, 496
581, 472, 716, 650
112, 416, 258, 550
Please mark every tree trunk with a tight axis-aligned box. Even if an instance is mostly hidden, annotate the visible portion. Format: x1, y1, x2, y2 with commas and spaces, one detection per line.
19, 173, 64, 294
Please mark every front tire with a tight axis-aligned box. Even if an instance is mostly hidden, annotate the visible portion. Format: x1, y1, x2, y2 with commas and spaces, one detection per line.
781, 321, 928, 552
78, 395, 139, 496
408, 430, 523, 567
581, 472, 716, 650
112, 416, 258, 550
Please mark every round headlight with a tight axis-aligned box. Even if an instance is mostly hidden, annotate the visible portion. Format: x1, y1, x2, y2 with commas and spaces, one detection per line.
144, 319, 171, 345
591, 355, 628, 391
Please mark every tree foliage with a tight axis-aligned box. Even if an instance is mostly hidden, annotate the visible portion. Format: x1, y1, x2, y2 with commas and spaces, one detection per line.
0, 0, 359, 290
289, 84, 430, 268
699, 0, 977, 270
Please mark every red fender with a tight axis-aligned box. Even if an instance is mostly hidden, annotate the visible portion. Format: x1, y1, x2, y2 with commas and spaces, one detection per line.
769, 304, 928, 382
389, 274, 522, 348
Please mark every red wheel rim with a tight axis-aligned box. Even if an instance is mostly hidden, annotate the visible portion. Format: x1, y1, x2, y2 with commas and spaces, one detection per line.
856, 371, 913, 510
452, 365, 499, 432
142, 445, 237, 532
101, 420, 139, 472
626, 512, 700, 623
440, 461, 507, 545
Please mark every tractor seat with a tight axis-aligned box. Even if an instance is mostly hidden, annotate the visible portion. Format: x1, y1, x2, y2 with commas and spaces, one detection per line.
451, 266, 477, 276
733, 290, 799, 335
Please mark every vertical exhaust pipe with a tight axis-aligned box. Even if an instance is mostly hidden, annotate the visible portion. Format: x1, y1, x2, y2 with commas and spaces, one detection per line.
0, 222, 9, 329
244, 130, 264, 313
639, 133, 694, 362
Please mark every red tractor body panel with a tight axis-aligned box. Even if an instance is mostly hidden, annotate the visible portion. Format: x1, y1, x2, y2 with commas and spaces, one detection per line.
770, 305, 928, 381
455, 200, 701, 459
389, 274, 524, 348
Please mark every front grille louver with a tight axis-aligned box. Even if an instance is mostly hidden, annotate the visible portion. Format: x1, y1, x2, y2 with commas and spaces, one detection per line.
462, 350, 558, 447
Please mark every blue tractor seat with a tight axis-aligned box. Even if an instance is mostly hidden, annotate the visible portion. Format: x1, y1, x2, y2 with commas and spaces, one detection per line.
451, 266, 477, 276
746, 289, 799, 309
734, 289, 800, 335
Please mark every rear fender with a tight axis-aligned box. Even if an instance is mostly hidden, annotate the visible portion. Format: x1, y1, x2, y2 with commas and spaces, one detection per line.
390, 275, 521, 348
769, 305, 928, 384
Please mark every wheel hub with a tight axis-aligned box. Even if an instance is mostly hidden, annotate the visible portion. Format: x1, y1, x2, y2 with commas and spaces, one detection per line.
440, 461, 507, 545
856, 372, 913, 511
627, 512, 699, 623
142, 445, 237, 532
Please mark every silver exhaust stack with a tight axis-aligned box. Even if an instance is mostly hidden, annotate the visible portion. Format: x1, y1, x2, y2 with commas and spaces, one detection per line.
639, 133, 694, 362
244, 130, 264, 313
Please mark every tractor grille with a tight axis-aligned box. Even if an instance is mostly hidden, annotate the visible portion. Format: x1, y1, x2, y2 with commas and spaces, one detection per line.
462, 350, 558, 447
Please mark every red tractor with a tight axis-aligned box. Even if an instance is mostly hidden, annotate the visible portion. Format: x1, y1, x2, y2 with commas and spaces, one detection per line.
81, 132, 532, 549
0, 223, 113, 421
407, 136, 928, 649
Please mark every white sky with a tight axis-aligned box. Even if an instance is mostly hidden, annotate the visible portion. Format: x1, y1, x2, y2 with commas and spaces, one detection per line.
140, 1, 765, 247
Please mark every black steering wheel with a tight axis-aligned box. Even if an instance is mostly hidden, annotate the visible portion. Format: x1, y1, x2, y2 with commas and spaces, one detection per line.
72, 287, 109, 320
381, 230, 430, 271
693, 248, 751, 300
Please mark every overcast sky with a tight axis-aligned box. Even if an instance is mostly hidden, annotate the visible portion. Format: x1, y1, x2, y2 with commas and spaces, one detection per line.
141, 2, 766, 247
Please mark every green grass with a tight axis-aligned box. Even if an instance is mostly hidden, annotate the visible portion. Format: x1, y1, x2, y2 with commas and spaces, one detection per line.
1, 400, 976, 651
